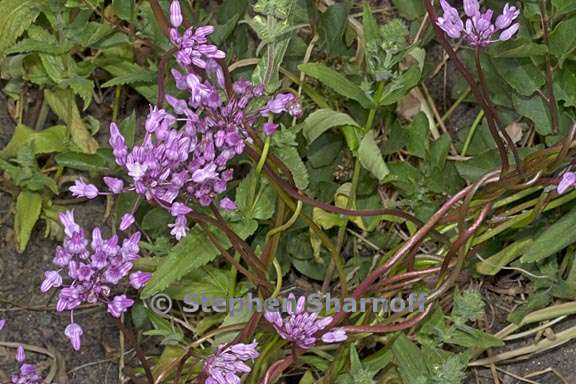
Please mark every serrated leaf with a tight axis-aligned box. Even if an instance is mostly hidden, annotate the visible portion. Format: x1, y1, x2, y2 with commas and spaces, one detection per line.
5, 38, 68, 55
15, 191, 42, 253
100, 61, 157, 103
302, 109, 360, 145
299, 63, 373, 108
521, 206, 576, 263
0, 124, 68, 159
63, 77, 94, 110
359, 131, 389, 182
0, 0, 41, 56
44, 88, 98, 153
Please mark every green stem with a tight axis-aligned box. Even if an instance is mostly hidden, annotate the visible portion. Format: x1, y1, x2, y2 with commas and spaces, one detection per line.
461, 110, 484, 156
256, 135, 271, 175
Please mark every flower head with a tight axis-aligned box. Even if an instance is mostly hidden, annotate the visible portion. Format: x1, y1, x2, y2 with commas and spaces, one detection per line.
202, 341, 259, 384
42, 210, 143, 350
436, 1, 520, 47
264, 294, 347, 349
69, 179, 99, 199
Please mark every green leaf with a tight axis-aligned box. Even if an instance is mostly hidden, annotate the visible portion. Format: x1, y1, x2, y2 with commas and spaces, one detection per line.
391, 0, 425, 20
553, 0, 576, 14
44, 88, 99, 153
5, 38, 68, 55
488, 38, 546, 58
15, 191, 42, 253
111, 0, 134, 21
63, 77, 94, 110
512, 93, 552, 136
100, 60, 157, 103
0, 124, 68, 159
554, 65, 576, 108
142, 220, 257, 298
0, 0, 41, 56
492, 58, 545, 96
392, 334, 429, 384
101, 71, 156, 88
358, 131, 389, 182
119, 110, 137, 148
476, 239, 533, 275
406, 112, 430, 158
55, 149, 115, 172
549, 17, 576, 66
275, 145, 309, 190
298, 63, 373, 109
521, 206, 576, 263
318, 1, 351, 56
302, 109, 360, 144
236, 172, 277, 220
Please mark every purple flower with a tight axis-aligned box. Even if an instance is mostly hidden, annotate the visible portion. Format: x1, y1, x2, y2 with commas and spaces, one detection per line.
103, 177, 124, 193
0, 319, 5, 331
170, 0, 183, 28
436, 1, 520, 47
40, 271, 62, 293
170, 202, 192, 216
16, 345, 25, 363
202, 341, 259, 384
219, 197, 236, 210
263, 122, 279, 136
260, 93, 303, 118
43, 210, 143, 351
107, 295, 134, 318
169, 215, 189, 240
10, 363, 41, 384
119, 213, 135, 231
65, 323, 83, 351
558, 172, 576, 194
129, 271, 152, 289
264, 294, 347, 349
69, 179, 99, 199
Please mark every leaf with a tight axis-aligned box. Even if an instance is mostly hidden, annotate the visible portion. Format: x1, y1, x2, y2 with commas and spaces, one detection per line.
0, 0, 41, 56
119, 110, 137, 148
100, 60, 157, 103
0, 124, 68, 159
15, 191, 42, 253
554, 65, 576, 108
318, 1, 351, 56
553, 0, 576, 14
476, 239, 533, 275
101, 71, 156, 88
44, 88, 98, 153
5, 38, 68, 55
55, 149, 116, 172
492, 58, 545, 96
521, 206, 576, 263
111, 0, 134, 21
391, 0, 425, 20
549, 17, 576, 66
512, 93, 552, 136
298, 63, 373, 109
406, 112, 430, 158
488, 38, 546, 58
359, 131, 389, 182
275, 145, 309, 190
302, 109, 360, 144
63, 77, 94, 110
141, 220, 257, 298
392, 334, 429, 384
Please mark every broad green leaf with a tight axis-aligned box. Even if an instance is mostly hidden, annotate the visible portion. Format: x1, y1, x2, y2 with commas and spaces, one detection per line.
299, 63, 373, 108
141, 220, 257, 298
318, 1, 351, 56
119, 111, 137, 148
476, 239, 533, 275
554, 66, 576, 108
362, 3, 380, 48
302, 109, 360, 144
101, 71, 156, 88
15, 191, 42, 253
392, 334, 429, 384
553, 0, 576, 14
358, 131, 389, 182
391, 0, 425, 20
512, 93, 552, 136
521, 206, 576, 263
111, 0, 134, 21
236, 172, 276, 220
406, 112, 430, 158
55, 149, 115, 172
100, 61, 157, 103
0, 0, 40, 56
44, 88, 98, 153
275, 145, 309, 190
0, 124, 68, 159
549, 17, 576, 66
488, 38, 546, 58
492, 58, 545, 96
